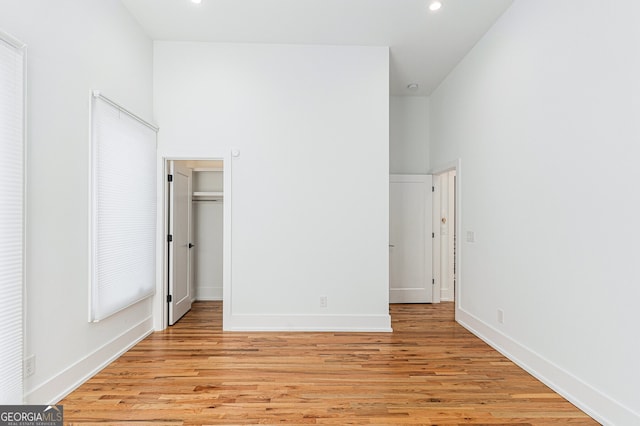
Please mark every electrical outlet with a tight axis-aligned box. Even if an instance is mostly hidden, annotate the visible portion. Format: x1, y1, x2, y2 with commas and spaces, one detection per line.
319, 296, 328, 308
497, 309, 504, 324
25, 355, 35, 377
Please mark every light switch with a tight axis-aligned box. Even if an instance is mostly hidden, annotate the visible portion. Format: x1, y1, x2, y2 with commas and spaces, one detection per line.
466, 231, 475, 243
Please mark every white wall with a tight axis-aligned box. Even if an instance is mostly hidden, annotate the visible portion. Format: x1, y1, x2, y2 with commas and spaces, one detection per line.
154, 42, 391, 331
0, 0, 154, 403
390, 96, 429, 174
430, 0, 640, 423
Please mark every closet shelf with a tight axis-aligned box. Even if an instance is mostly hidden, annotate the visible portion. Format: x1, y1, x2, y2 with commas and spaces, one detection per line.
193, 191, 223, 200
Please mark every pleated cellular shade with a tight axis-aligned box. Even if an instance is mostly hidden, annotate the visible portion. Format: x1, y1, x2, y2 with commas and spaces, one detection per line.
90, 94, 157, 322
0, 33, 25, 404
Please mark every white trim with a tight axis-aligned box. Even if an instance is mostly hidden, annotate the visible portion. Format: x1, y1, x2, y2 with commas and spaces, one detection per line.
457, 308, 639, 425
154, 158, 170, 331
430, 158, 462, 309
431, 175, 441, 303
443, 170, 456, 301
222, 150, 234, 331
88, 94, 94, 323
21, 44, 28, 404
455, 161, 462, 313
25, 316, 153, 404
429, 159, 458, 176
226, 314, 392, 332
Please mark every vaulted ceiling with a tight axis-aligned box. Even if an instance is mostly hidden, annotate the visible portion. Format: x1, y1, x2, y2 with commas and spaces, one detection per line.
121, 0, 513, 96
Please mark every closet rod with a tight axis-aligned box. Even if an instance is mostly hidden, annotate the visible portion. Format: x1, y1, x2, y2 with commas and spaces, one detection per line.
92, 90, 159, 132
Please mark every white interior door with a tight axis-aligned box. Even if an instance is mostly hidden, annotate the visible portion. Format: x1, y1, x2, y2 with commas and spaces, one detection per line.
389, 174, 433, 303
168, 161, 193, 325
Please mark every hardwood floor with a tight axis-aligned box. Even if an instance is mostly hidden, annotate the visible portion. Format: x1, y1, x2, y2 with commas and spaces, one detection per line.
61, 302, 597, 425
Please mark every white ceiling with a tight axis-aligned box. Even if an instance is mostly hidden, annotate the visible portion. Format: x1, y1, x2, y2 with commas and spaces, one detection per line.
121, 0, 513, 96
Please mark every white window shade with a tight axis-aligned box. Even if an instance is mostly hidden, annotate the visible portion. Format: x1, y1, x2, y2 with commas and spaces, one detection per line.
0, 32, 25, 404
90, 93, 157, 322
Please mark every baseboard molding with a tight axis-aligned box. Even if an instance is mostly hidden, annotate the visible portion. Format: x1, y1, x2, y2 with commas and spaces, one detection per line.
440, 288, 454, 301
195, 286, 222, 301
25, 316, 154, 404
456, 308, 640, 426
225, 313, 392, 332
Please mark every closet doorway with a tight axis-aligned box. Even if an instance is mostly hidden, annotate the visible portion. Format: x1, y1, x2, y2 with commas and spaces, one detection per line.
166, 159, 224, 326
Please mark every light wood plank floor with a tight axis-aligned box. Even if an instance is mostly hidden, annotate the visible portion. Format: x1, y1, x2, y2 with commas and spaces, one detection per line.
61, 302, 597, 425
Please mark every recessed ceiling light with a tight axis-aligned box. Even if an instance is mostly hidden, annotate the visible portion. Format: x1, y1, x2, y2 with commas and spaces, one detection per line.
429, 1, 442, 12
407, 83, 419, 91
191, 0, 202, 4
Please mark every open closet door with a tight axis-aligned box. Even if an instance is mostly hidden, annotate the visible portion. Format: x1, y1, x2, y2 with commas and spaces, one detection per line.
168, 161, 193, 325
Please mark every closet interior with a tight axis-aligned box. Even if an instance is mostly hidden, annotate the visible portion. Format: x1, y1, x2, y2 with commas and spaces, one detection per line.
179, 159, 224, 302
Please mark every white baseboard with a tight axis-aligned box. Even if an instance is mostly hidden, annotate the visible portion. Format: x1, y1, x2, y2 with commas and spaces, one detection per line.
456, 308, 640, 426
225, 313, 392, 332
25, 316, 153, 404
195, 286, 222, 301
440, 287, 454, 301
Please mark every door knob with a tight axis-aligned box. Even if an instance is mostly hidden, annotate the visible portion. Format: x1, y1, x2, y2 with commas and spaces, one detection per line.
188, 243, 195, 248
389, 244, 395, 248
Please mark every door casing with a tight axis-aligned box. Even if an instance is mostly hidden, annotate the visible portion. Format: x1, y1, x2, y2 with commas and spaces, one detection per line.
430, 159, 462, 314
158, 157, 228, 331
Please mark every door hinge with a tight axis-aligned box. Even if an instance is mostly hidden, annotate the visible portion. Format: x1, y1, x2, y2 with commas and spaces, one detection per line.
432, 186, 435, 192
167, 294, 172, 303
167, 234, 173, 242
432, 232, 435, 238
432, 279, 435, 285
168, 174, 173, 182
